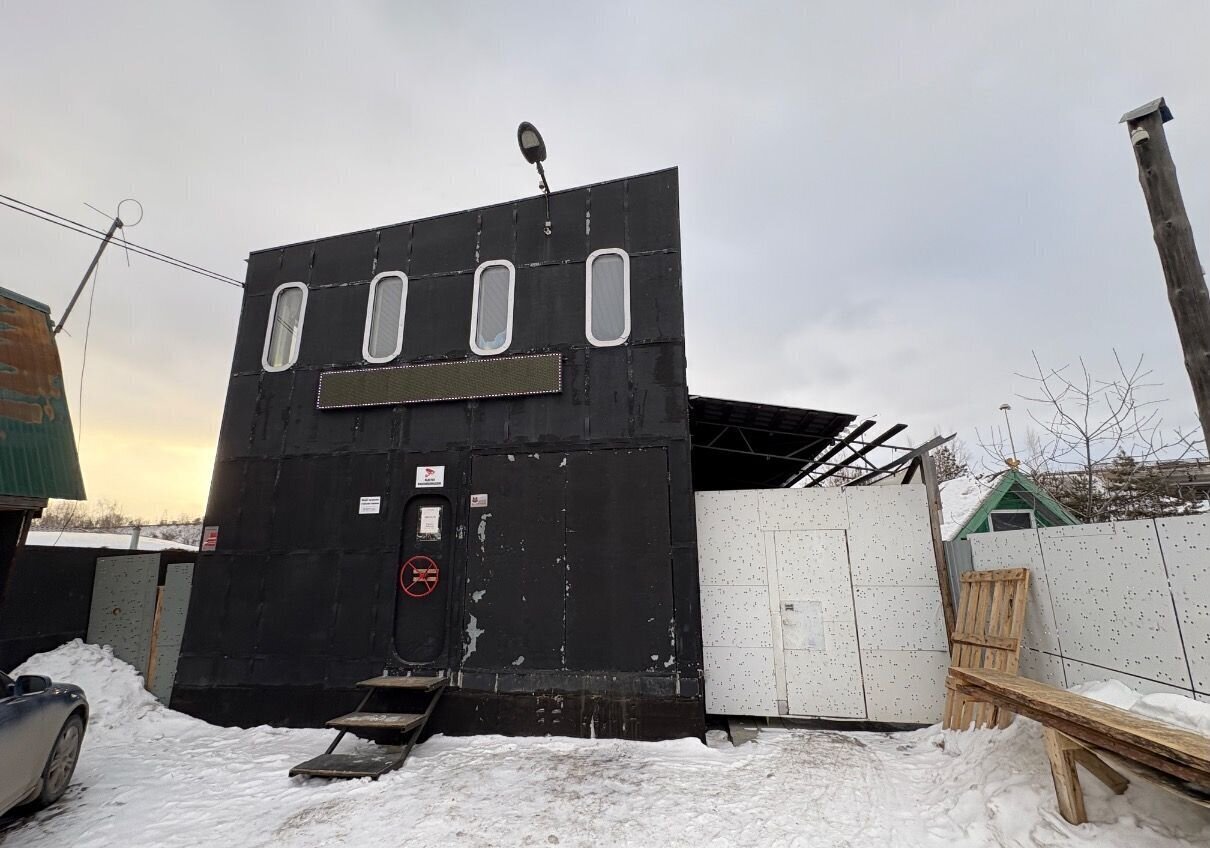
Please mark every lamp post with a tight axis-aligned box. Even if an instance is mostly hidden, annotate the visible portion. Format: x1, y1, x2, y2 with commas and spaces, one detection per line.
517, 122, 552, 236
999, 403, 1020, 469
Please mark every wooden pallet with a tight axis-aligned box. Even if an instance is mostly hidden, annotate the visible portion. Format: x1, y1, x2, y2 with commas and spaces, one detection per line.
949, 667, 1210, 823
943, 567, 1030, 730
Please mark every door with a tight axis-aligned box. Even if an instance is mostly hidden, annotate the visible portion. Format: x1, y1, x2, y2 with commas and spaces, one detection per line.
393, 494, 453, 664
774, 530, 867, 718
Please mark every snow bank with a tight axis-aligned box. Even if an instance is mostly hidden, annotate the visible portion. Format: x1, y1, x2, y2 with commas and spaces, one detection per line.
25, 530, 197, 551
6, 642, 1210, 847
1079, 679, 1210, 737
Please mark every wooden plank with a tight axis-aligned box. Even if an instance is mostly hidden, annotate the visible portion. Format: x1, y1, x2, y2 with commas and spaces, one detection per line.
921, 452, 957, 640
1073, 748, 1129, 795
960, 568, 1030, 583
327, 712, 426, 731
950, 668, 1210, 781
1044, 727, 1087, 824
357, 675, 447, 691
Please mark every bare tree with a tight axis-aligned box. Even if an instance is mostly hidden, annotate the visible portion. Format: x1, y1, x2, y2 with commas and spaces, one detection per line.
979, 351, 1204, 522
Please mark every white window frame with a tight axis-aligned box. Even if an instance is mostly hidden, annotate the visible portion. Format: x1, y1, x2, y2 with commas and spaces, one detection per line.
261, 281, 309, 372
361, 271, 408, 364
469, 259, 516, 356
988, 509, 1036, 532
585, 248, 631, 347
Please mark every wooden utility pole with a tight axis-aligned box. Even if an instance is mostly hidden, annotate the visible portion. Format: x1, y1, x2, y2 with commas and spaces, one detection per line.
1121, 98, 1210, 441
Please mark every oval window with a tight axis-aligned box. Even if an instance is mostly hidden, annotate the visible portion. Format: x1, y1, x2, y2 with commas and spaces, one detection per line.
586, 249, 630, 346
470, 260, 515, 355
363, 272, 408, 363
262, 282, 308, 371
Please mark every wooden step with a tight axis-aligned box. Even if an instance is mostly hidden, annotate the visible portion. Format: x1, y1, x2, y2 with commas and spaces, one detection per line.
357, 675, 447, 691
289, 751, 400, 779
326, 712, 427, 731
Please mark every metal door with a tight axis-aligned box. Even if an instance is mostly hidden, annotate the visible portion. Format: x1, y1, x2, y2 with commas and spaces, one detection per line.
774, 530, 867, 718
393, 494, 453, 664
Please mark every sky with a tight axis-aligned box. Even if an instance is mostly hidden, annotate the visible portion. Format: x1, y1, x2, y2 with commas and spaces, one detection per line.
3, 1, 1209, 518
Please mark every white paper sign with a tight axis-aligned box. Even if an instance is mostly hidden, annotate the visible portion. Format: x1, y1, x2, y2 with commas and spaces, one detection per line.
780, 600, 825, 651
419, 506, 442, 537
470, 493, 488, 508
358, 496, 381, 515
415, 466, 445, 488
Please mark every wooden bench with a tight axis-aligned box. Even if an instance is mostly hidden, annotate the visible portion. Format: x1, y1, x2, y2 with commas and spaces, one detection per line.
947, 667, 1210, 824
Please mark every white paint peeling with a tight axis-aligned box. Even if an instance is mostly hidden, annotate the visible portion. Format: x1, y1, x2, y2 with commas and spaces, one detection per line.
464, 614, 485, 662
477, 513, 492, 546
472, 590, 486, 602
512, 656, 525, 666
650, 654, 659, 661
507, 454, 515, 462
559, 457, 567, 467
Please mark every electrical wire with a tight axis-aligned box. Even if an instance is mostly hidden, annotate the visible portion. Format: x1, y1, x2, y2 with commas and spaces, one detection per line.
0, 193, 244, 288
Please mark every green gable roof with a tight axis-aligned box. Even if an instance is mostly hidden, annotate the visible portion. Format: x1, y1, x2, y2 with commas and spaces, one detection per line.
948, 469, 1077, 541
0, 290, 86, 501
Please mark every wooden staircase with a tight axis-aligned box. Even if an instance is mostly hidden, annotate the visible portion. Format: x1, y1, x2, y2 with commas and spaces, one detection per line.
289, 674, 446, 780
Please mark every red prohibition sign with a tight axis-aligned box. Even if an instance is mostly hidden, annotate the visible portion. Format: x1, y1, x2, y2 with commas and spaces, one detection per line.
400, 555, 440, 598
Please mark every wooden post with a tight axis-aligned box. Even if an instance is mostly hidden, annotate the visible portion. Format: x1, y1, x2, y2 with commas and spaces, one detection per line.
1043, 727, 1088, 825
921, 451, 957, 640
1121, 98, 1210, 441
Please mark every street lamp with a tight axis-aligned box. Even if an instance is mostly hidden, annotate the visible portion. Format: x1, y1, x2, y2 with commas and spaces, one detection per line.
999, 403, 1020, 469
517, 121, 552, 236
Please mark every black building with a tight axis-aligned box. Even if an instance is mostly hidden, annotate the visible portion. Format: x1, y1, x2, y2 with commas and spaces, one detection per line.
175, 168, 708, 740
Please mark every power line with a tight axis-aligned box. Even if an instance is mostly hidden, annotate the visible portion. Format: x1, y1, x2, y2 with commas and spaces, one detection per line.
0, 193, 244, 288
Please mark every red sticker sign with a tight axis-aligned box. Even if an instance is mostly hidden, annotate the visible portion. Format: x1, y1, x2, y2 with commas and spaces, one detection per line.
399, 555, 440, 598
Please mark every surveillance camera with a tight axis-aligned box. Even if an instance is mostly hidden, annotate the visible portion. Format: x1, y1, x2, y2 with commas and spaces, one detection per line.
1130, 127, 1150, 146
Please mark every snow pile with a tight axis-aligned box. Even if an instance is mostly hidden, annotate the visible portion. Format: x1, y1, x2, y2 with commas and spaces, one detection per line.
1078, 680, 1210, 737
6, 642, 1210, 847
25, 530, 197, 551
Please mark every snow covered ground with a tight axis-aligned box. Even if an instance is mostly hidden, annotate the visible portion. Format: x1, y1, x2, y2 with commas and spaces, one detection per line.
5, 642, 1210, 848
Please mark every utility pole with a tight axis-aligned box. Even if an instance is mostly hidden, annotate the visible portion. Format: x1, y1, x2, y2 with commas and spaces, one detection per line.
1121, 98, 1210, 441
53, 214, 121, 336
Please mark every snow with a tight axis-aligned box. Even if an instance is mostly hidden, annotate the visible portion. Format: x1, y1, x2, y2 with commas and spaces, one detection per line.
939, 473, 1003, 540
1078, 680, 1210, 736
6, 642, 1210, 847
25, 530, 198, 551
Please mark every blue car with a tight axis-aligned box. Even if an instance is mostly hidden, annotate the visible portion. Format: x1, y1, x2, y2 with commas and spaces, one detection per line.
0, 670, 88, 816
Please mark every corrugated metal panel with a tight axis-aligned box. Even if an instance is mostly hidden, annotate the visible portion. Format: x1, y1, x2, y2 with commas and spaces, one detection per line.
0, 291, 85, 500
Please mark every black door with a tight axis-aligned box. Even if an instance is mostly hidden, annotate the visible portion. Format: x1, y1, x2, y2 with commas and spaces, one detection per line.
393, 494, 453, 664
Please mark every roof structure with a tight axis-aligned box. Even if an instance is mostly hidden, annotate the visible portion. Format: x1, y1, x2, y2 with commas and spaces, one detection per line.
940, 469, 1080, 541
688, 396, 910, 490
0, 288, 85, 502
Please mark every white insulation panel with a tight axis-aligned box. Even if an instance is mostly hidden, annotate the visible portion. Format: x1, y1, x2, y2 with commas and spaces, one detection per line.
971, 515, 1210, 700
697, 486, 946, 723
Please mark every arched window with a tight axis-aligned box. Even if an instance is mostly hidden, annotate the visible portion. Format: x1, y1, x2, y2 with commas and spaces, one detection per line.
585, 248, 630, 346
262, 282, 308, 371
362, 271, 408, 363
470, 260, 515, 356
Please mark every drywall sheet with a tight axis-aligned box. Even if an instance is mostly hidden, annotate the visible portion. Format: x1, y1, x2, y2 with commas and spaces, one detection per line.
971, 514, 1210, 700
87, 554, 160, 677
698, 485, 947, 723
149, 561, 194, 703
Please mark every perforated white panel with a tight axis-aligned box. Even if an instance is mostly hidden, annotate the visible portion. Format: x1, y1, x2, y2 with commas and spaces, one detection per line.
1062, 658, 1193, 698
704, 646, 778, 715
774, 531, 853, 619
1018, 648, 1066, 688
1041, 521, 1190, 688
696, 492, 764, 586
758, 488, 847, 530
969, 528, 1060, 654
847, 485, 935, 586
861, 650, 948, 724
700, 585, 773, 648
784, 620, 865, 718
854, 586, 947, 651
1156, 515, 1210, 693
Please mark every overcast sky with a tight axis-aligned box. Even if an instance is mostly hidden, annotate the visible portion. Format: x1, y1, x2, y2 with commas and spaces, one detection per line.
4, 2, 1209, 518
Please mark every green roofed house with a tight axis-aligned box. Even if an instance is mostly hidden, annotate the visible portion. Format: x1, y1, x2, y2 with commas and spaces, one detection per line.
939, 468, 1079, 541
0, 287, 85, 604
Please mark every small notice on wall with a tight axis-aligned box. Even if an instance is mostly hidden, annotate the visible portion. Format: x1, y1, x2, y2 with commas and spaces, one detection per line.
201, 526, 219, 552
358, 496, 381, 515
470, 493, 488, 508
418, 506, 442, 539
415, 466, 445, 488
780, 600, 825, 651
